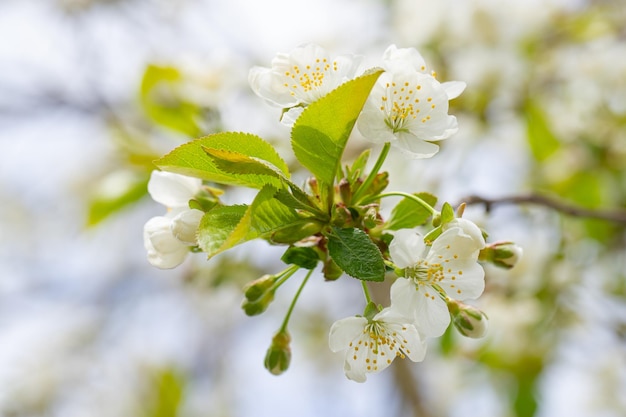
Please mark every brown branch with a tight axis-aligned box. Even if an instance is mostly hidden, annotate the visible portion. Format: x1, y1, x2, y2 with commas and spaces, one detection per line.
460, 194, 626, 225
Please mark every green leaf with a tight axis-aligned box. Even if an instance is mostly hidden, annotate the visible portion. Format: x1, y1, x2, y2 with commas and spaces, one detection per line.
197, 204, 248, 257
440, 202, 455, 224
140, 64, 201, 137
346, 148, 371, 183
291, 69, 383, 186
327, 227, 385, 282
155, 132, 289, 189
199, 186, 303, 258
87, 171, 150, 226
142, 368, 185, 417
386, 192, 437, 230
281, 246, 319, 269
525, 100, 560, 161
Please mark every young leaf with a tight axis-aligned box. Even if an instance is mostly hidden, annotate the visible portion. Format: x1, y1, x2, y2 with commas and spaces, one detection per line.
346, 148, 371, 184
281, 246, 319, 270
327, 227, 385, 282
202, 185, 304, 258
197, 205, 248, 257
291, 69, 383, 186
87, 171, 150, 226
440, 202, 455, 225
386, 192, 437, 230
525, 100, 560, 161
156, 132, 289, 189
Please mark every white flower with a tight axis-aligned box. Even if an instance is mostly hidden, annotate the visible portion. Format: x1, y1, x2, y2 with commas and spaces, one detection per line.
443, 217, 486, 249
382, 44, 466, 100
329, 307, 426, 382
389, 227, 485, 337
143, 171, 204, 269
357, 70, 459, 158
357, 45, 465, 159
143, 216, 191, 269
248, 43, 362, 124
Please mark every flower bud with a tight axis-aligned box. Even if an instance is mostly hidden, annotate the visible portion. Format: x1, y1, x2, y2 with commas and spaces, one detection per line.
264, 330, 291, 375
479, 241, 523, 269
243, 274, 277, 302
241, 290, 275, 316
447, 299, 488, 338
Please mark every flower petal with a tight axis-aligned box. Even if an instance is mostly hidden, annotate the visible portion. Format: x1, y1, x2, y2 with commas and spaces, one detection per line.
395, 132, 441, 159
143, 216, 189, 269
171, 209, 204, 245
412, 285, 451, 337
389, 229, 426, 269
444, 218, 486, 249
147, 171, 202, 208
441, 81, 466, 100
440, 260, 485, 300
329, 316, 367, 352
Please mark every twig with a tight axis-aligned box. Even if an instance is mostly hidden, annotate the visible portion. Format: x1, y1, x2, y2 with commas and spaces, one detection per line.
461, 194, 626, 224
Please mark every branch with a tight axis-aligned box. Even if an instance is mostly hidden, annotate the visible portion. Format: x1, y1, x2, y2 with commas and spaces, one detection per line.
460, 194, 626, 225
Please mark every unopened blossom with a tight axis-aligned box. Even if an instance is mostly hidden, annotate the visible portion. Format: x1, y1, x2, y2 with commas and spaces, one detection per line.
143, 171, 204, 269
389, 227, 485, 337
329, 307, 426, 382
249, 43, 362, 124
357, 45, 465, 159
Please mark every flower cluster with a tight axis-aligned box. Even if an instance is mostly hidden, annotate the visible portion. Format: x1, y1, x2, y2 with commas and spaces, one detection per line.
143, 43, 522, 382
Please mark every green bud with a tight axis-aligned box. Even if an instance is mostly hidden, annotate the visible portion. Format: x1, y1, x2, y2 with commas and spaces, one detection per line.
338, 178, 352, 205
264, 331, 291, 375
363, 206, 379, 229
322, 256, 343, 281
270, 221, 323, 244
447, 299, 488, 338
243, 274, 277, 302
479, 241, 523, 269
241, 290, 275, 316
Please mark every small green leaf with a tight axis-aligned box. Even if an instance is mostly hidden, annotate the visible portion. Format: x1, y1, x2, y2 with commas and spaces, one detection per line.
202, 186, 303, 257
386, 192, 438, 231
346, 148, 371, 184
440, 202, 455, 224
327, 227, 385, 282
156, 132, 289, 189
291, 70, 383, 186
140, 64, 201, 137
87, 171, 150, 226
197, 205, 248, 257
281, 246, 319, 269
525, 100, 560, 161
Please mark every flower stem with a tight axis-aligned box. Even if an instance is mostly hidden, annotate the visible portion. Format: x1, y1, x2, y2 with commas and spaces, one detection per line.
279, 268, 314, 333
272, 264, 300, 292
352, 142, 391, 204
364, 191, 437, 215
361, 281, 373, 304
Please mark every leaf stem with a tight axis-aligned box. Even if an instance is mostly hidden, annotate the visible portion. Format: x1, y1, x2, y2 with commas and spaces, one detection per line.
352, 142, 391, 203
279, 268, 314, 333
364, 191, 437, 215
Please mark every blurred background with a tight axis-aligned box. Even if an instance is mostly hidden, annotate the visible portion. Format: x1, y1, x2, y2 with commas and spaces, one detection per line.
0, 0, 625, 416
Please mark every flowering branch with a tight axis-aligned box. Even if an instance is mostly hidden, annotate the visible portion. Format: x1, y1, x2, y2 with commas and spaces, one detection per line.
461, 194, 626, 225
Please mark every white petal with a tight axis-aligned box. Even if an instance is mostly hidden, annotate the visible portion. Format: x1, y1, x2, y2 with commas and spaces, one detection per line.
280, 106, 304, 126
344, 354, 368, 383
444, 218, 486, 249
147, 171, 202, 208
440, 260, 485, 300
389, 229, 425, 268
328, 316, 367, 352
389, 278, 420, 319
412, 285, 451, 337
441, 81, 466, 100
357, 108, 398, 144
429, 227, 481, 261
248, 66, 299, 107
382, 44, 428, 74
143, 216, 189, 269
171, 209, 204, 245
395, 132, 441, 159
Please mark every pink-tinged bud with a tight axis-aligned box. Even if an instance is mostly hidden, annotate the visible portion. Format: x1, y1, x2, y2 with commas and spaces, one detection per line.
264, 331, 291, 375
447, 299, 488, 338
